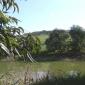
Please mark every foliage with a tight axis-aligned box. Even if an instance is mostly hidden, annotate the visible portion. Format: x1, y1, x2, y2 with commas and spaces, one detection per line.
0, 0, 85, 61
0, 0, 39, 62
69, 25, 85, 52
45, 29, 71, 53
18, 34, 41, 57
0, 0, 19, 12
0, 0, 20, 59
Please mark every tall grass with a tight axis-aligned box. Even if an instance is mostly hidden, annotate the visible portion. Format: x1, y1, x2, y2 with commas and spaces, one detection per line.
0, 61, 85, 84
0, 69, 85, 85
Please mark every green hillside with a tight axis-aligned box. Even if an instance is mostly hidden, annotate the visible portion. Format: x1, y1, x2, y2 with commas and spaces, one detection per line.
31, 30, 51, 44
37, 34, 49, 51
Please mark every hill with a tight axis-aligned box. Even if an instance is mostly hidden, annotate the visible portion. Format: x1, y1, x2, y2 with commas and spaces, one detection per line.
24, 30, 51, 43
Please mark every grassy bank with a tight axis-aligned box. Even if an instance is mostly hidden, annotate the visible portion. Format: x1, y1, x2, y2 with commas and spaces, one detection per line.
0, 61, 85, 76
0, 61, 85, 85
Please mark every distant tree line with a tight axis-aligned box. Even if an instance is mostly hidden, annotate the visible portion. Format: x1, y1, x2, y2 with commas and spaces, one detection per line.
31, 30, 51, 36
45, 25, 85, 54
0, 0, 85, 61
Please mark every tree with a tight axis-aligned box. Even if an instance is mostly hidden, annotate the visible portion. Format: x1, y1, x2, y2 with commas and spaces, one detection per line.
0, 0, 19, 12
17, 34, 41, 61
69, 25, 85, 52
45, 29, 70, 53
18, 34, 41, 55
0, 25, 24, 58
0, 0, 24, 59
33, 36, 41, 54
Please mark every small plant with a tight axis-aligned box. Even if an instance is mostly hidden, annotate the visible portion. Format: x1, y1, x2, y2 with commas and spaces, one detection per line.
64, 70, 80, 79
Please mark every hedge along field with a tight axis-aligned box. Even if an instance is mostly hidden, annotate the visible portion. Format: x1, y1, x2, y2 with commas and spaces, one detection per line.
0, 61, 85, 77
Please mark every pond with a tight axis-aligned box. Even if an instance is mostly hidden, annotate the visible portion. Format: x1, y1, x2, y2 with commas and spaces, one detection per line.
0, 70, 53, 85
0, 61, 85, 85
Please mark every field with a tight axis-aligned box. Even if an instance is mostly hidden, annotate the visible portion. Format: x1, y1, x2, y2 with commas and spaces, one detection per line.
37, 34, 49, 51
37, 34, 49, 44
0, 61, 85, 76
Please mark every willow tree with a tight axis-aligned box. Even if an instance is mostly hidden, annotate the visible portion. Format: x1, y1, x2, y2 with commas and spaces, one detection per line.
0, 0, 24, 58
17, 34, 41, 62
0, 12, 24, 58
0, 0, 19, 12
0, 0, 37, 62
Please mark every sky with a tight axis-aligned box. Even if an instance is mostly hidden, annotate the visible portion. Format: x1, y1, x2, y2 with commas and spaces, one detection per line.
10, 0, 85, 32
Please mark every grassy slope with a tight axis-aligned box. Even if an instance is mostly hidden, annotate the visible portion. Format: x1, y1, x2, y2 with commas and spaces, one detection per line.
37, 34, 49, 51
37, 34, 49, 44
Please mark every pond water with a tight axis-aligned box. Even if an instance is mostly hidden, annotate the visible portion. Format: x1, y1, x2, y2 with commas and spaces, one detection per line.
30, 71, 50, 81
0, 71, 52, 84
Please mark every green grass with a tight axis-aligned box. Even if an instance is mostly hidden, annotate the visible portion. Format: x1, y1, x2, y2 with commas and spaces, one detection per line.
0, 61, 85, 77
0, 61, 85, 85
36, 34, 49, 51
37, 34, 49, 44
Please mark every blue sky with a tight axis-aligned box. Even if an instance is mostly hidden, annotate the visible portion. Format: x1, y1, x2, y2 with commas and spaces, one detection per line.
11, 0, 85, 32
